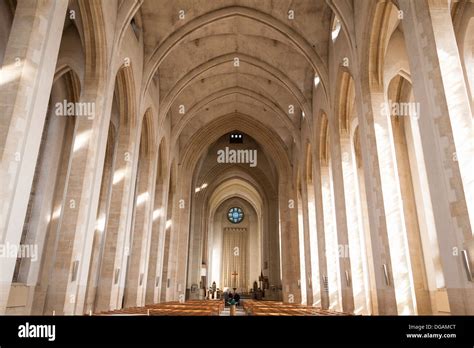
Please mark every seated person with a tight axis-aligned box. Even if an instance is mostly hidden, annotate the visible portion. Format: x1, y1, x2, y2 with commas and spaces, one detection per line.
233, 293, 241, 305
223, 291, 229, 305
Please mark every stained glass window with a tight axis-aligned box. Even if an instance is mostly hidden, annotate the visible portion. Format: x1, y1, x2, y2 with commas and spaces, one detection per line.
227, 207, 244, 224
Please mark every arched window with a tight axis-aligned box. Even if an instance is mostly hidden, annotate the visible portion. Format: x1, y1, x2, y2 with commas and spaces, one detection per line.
227, 207, 244, 224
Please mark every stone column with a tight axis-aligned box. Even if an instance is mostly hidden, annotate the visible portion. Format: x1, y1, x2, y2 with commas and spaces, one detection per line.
166, 162, 194, 302
321, 163, 342, 311
296, 188, 308, 304
300, 177, 314, 306
352, 66, 398, 314
367, 88, 417, 314
153, 173, 171, 303
328, 117, 355, 313
312, 149, 330, 309
124, 125, 157, 308
280, 171, 302, 304
95, 125, 137, 311
44, 114, 113, 315
340, 135, 369, 314
145, 170, 169, 304
83, 128, 117, 313
160, 172, 175, 302
43, 42, 115, 314
399, 0, 474, 314
304, 177, 322, 307
0, 0, 68, 314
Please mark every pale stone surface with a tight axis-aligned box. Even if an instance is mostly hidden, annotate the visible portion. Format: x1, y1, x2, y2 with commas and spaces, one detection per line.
0, 0, 473, 316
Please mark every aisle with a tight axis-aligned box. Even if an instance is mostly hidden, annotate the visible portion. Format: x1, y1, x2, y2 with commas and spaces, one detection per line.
219, 306, 247, 316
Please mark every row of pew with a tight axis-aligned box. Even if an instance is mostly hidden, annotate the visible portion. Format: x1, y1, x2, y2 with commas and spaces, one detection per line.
98, 299, 350, 316
99, 300, 224, 316
241, 300, 351, 316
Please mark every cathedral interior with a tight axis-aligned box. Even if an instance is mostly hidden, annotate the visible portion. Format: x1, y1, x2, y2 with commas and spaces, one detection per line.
0, 0, 474, 317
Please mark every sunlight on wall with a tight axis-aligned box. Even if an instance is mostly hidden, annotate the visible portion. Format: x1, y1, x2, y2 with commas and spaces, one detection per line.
297, 196, 307, 305
113, 168, 126, 185
314, 75, 321, 87
437, 47, 474, 231
331, 16, 342, 41
153, 208, 162, 221
341, 141, 369, 315
307, 198, 321, 306
137, 192, 149, 206
195, 183, 208, 193
96, 213, 106, 233
73, 129, 92, 153
407, 116, 445, 289
51, 206, 62, 221
373, 120, 416, 315
0, 60, 27, 86
321, 166, 342, 311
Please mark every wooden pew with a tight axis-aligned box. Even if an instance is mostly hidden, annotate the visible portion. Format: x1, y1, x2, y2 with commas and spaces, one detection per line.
241, 299, 351, 316
99, 299, 223, 316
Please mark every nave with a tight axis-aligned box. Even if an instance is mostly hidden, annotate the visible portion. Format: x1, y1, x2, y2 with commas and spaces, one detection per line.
1, 0, 473, 317
98, 299, 350, 317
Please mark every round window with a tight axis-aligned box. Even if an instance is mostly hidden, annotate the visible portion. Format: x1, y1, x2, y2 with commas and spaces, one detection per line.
227, 207, 244, 224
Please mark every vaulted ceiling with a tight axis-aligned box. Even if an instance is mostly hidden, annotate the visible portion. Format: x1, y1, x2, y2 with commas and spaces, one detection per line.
138, 0, 334, 152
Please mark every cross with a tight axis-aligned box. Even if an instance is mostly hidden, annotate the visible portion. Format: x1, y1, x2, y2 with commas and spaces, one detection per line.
231, 271, 238, 290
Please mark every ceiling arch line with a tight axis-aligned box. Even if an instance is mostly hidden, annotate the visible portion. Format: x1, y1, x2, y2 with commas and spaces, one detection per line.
178, 113, 294, 186
198, 165, 276, 208
207, 178, 264, 223
171, 87, 298, 145
142, 6, 329, 102
114, 0, 143, 53
175, 108, 294, 160
326, 0, 357, 56
159, 53, 312, 123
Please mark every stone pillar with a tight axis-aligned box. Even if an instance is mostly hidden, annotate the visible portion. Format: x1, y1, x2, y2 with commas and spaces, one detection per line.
29, 94, 76, 315
280, 172, 302, 304
312, 150, 330, 309
296, 188, 308, 305
44, 115, 112, 315
95, 121, 137, 311
328, 118, 355, 313
352, 67, 398, 314
300, 177, 314, 306
399, 0, 474, 314
145, 170, 169, 305
83, 128, 117, 313
352, 132, 378, 314
166, 163, 190, 302
123, 120, 157, 308
43, 44, 114, 314
153, 173, 171, 303
0, 0, 68, 314
160, 172, 175, 303
391, 113, 432, 314
321, 164, 342, 311
304, 177, 322, 307
340, 135, 370, 314
368, 88, 417, 314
